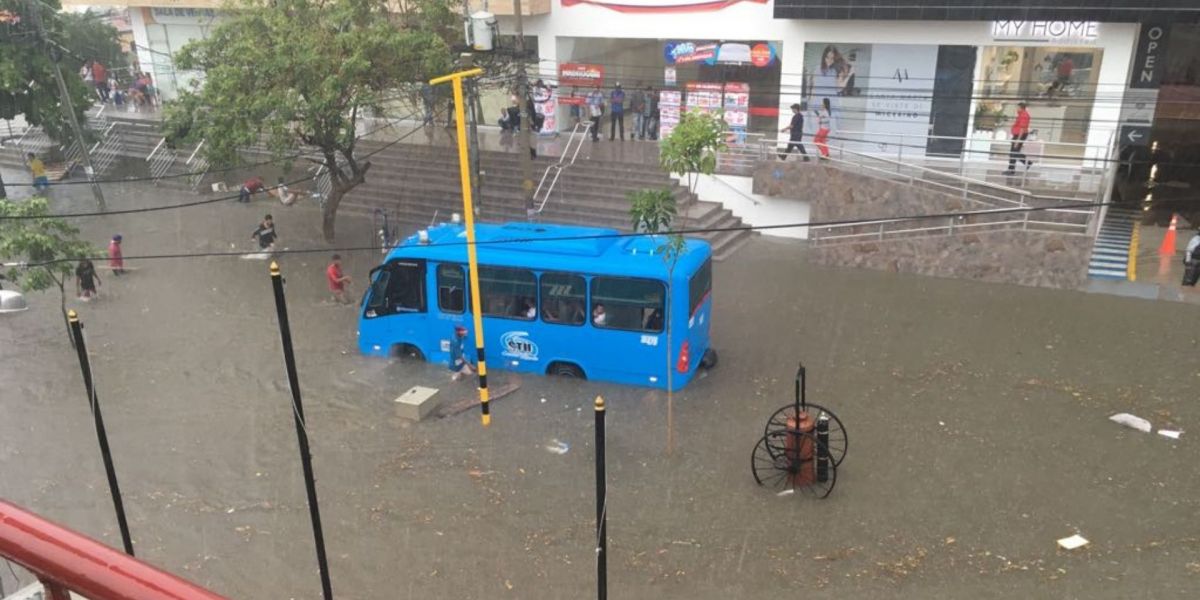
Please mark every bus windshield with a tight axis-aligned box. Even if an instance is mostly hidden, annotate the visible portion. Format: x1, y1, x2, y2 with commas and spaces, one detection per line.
365, 260, 425, 317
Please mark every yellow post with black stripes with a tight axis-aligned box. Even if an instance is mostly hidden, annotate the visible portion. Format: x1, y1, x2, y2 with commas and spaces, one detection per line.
431, 67, 491, 427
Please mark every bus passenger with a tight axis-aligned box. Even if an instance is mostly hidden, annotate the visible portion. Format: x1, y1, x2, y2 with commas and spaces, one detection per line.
450, 325, 475, 381
522, 298, 537, 319
592, 303, 607, 327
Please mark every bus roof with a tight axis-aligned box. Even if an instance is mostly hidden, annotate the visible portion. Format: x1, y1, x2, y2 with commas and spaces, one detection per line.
384, 221, 712, 278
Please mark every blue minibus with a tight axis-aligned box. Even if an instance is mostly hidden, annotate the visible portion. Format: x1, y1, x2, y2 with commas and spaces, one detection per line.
357, 221, 716, 391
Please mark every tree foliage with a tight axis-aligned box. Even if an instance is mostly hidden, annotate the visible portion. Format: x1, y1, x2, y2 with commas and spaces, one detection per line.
0, 196, 97, 340
0, 0, 114, 143
168, 0, 458, 241
659, 109, 727, 203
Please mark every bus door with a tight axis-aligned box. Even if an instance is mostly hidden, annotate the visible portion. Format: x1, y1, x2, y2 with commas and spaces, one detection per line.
589, 276, 668, 386
363, 258, 429, 357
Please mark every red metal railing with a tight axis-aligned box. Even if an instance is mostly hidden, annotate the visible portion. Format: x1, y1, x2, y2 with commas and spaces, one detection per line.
0, 500, 230, 600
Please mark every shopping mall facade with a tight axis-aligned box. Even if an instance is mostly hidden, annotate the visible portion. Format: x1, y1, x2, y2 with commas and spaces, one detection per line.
63, 0, 1200, 173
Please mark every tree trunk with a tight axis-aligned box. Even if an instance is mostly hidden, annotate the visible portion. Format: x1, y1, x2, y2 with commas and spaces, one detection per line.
665, 282, 674, 456
320, 160, 371, 243
322, 185, 346, 243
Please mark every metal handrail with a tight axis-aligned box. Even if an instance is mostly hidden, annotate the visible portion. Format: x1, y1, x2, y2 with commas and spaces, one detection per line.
186, 139, 206, 166
533, 121, 591, 214
146, 137, 167, 162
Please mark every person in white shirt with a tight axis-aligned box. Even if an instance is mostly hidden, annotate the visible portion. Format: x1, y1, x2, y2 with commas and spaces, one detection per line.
592, 303, 607, 326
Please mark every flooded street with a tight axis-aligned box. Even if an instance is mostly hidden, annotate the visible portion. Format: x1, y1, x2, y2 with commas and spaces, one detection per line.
2, 179, 1199, 599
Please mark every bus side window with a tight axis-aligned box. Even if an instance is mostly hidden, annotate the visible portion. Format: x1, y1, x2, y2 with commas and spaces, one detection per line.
479, 265, 536, 321
540, 272, 586, 326
437, 263, 466, 314
688, 258, 712, 317
591, 277, 665, 333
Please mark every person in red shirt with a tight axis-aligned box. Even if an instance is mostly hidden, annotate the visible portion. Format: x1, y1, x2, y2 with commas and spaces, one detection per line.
1004, 101, 1032, 175
326, 254, 353, 304
108, 234, 125, 276
238, 176, 266, 203
91, 60, 109, 102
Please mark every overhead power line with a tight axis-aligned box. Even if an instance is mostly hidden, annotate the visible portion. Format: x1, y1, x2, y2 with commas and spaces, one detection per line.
11, 197, 1133, 268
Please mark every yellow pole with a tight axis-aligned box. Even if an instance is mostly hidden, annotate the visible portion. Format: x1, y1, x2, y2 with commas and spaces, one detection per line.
431, 68, 490, 427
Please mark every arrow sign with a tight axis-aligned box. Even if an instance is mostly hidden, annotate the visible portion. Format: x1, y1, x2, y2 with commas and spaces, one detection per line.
1120, 125, 1150, 147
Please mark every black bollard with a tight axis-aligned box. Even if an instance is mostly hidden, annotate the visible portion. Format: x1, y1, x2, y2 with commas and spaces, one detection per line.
594, 396, 607, 600
68, 310, 134, 556
816, 413, 830, 483
268, 262, 333, 600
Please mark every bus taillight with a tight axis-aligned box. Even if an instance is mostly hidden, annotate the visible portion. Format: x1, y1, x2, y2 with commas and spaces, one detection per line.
677, 341, 690, 373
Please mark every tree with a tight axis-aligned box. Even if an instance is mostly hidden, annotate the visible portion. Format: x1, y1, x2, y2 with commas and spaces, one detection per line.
60, 10, 128, 78
0, 196, 97, 343
0, 0, 101, 144
168, 0, 457, 242
629, 187, 687, 455
658, 110, 726, 226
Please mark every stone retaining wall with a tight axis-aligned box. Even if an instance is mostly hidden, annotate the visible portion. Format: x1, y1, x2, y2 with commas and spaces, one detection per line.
753, 161, 1093, 289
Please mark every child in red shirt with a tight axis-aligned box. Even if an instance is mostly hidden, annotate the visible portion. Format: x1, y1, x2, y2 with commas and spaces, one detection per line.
108, 234, 125, 276
326, 254, 352, 304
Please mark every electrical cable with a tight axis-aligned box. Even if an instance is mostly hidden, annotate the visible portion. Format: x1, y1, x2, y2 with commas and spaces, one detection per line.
13, 197, 1133, 268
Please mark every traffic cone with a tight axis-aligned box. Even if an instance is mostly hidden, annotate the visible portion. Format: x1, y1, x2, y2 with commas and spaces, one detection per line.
1159, 213, 1178, 257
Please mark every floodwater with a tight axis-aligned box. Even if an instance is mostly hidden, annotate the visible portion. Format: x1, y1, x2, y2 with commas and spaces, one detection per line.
2, 176, 1199, 599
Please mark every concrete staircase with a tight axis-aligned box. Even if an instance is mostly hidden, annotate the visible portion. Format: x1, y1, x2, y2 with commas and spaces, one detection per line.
1087, 207, 1137, 280
340, 140, 754, 260
2, 113, 755, 260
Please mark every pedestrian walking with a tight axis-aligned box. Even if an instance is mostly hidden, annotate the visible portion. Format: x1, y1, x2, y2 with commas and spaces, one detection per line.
449, 324, 475, 381
813, 97, 832, 159
326, 254, 353, 304
609, 82, 626, 141
238, 176, 266, 203
778, 103, 809, 161
1003, 101, 1032, 175
27, 153, 49, 193
251, 214, 278, 252
92, 60, 109, 102
108, 235, 125, 276
75, 259, 101, 300
640, 85, 654, 139
587, 87, 604, 142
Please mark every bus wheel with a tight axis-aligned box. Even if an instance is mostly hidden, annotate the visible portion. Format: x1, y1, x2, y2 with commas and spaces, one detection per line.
700, 348, 718, 369
392, 343, 425, 361
547, 362, 586, 380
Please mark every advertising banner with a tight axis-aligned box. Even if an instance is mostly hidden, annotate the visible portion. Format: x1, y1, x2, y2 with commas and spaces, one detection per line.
665, 41, 777, 67
802, 42, 938, 154
533, 85, 558, 136
658, 90, 683, 139
562, 0, 766, 13
559, 63, 605, 87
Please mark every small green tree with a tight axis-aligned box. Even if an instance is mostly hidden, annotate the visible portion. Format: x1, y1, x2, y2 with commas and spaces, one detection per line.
629, 187, 687, 455
658, 110, 727, 224
0, 197, 97, 342
168, 0, 457, 242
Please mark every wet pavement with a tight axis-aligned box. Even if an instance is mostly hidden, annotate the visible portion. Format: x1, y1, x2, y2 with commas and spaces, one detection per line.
1, 175, 1199, 599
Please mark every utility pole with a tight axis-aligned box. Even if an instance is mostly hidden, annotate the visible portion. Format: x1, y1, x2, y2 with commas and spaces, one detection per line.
25, 0, 105, 211
512, 0, 535, 219
462, 52, 482, 215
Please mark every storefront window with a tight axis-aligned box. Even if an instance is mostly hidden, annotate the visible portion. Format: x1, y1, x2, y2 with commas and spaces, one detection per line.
976, 46, 1104, 151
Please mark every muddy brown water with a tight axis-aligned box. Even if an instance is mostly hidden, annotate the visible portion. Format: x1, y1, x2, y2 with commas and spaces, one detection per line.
1, 177, 1198, 599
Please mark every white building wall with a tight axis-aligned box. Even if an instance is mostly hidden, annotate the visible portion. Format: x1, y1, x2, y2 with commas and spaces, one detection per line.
500, 5, 1138, 152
